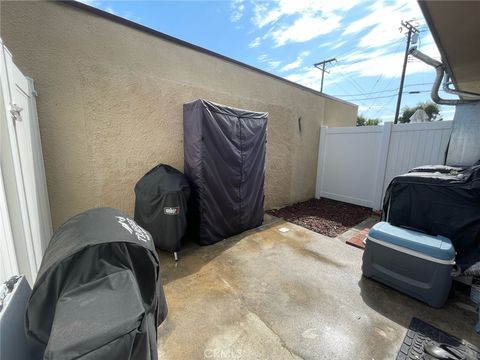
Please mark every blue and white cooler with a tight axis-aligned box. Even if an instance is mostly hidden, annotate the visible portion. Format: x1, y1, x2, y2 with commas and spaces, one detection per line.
362, 222, 456, 308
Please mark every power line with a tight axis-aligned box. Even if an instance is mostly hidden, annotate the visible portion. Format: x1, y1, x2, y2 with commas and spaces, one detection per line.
371, 94, 398, 119
331, 82, 433, 97
340, 69, 367, 93
363, 67, 405, 117
334, 37, 405, 63
333, 37, 408, 118
317, 18, 433, 111
359, 37, 405, 92
346, 89, 433, 102
364, 82, 400, 117
348, 94, 398, 101
330, 80, 356, 97
336, 68, 367, 94
361, 38, 407, 117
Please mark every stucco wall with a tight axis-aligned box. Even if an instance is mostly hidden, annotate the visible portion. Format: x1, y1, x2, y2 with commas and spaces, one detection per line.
1, 1, 357, 229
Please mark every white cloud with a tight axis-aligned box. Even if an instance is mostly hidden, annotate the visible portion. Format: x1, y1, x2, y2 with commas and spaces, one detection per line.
284, 37, 440, 92
344, 0, 423, 50
75, 1, 143, 22
268, 60, 282, 69
271, 14, 342, 46
285, 66, 343, 90
105, 7, 116, 15
281, 59, 303, 72
257, 54, 268, 62
332, 40, 347, 50
280, 51, 310, 72
257, 54, 282, 70
319, 40, 346, 50
319, 40, 335, 48
75, 0, 97, 5
343, 1, 384, 35
231, 0, 245, 23
249, 37, 262, 48
252, 0, 360, 47
341, 48, 389, 64
252, 1, 282, 29
253, 0, 360, 28
335, 45, 436, 79
249, 0, 442, 112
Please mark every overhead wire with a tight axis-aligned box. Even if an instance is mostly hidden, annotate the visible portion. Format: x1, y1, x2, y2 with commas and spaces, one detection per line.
371, 95, 398, 119
331, 82, 434, 97
360, 37, 408, 117
335, 69, 366, 94
332, 37, 406, 117
320, 19, 433, 118
349, 90, 434, 101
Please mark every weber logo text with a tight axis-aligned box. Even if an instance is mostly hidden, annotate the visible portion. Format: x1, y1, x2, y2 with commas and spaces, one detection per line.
164, 207, 180, 215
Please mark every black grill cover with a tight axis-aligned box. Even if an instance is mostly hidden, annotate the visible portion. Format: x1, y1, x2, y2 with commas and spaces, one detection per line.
382, 165, 480, 269
134, 164, 190, 252
26, 208, 167, 360
183, 99, 268, 245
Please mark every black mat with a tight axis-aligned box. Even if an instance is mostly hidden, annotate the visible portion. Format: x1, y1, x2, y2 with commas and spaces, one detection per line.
397, 317, 480, 360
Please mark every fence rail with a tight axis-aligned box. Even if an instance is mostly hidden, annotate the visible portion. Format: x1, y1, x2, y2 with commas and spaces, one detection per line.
315, 121, 453, 210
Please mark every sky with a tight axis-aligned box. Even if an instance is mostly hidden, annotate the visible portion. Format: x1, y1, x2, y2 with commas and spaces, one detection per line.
79, 0, 458, 121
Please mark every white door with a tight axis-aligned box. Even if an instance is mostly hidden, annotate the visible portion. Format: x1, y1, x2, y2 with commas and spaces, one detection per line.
0, 39, 52, 285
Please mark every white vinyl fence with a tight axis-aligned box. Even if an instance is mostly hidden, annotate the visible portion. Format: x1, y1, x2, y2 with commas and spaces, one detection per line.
315, 121, 453, 210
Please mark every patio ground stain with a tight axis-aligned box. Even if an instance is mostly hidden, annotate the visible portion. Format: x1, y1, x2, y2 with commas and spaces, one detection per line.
157, 215, 479, 359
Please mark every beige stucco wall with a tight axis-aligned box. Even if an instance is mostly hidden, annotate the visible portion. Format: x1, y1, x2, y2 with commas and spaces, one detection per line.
1, 1, 357, 229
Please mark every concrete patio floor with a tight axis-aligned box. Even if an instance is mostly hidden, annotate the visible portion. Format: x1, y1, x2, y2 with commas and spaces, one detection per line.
157, 215, 479, 359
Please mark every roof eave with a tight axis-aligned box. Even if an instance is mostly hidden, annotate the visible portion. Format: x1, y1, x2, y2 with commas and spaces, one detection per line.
417, 0, 458, 91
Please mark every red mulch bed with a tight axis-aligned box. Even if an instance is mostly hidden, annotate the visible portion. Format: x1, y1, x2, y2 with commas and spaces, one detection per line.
267, 198, 374, 238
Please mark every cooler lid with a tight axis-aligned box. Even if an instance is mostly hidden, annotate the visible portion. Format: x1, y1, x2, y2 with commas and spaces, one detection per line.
368, 222, 455, 261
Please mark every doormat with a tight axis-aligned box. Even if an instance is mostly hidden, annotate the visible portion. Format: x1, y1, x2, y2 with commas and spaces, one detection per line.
346, 228, 369, 250
397, 317, 480, 360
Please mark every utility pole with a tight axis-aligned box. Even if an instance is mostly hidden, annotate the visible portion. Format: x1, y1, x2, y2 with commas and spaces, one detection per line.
314, 58, 336, 93
394, 20, 419, 123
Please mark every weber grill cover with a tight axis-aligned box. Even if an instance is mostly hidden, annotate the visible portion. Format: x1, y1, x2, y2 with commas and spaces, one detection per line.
382, 166, 480, 269
26, 208, 167, 360
184, 99, 268, 245
134, 164, 190, 252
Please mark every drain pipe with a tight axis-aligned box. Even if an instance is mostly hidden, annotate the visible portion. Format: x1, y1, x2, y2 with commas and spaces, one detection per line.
408, 48, 480, 105
442, 73, 480, 99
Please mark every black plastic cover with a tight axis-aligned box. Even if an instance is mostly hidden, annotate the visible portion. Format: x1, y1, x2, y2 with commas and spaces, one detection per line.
383, 165, 480, 269
26, 208, 167, 360
183, 99, 268, 245
134, 164, 190, 252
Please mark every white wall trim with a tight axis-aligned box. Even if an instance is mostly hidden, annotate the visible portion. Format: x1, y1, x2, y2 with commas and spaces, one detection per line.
0, 39, 51, 284
0, 154, 20, 282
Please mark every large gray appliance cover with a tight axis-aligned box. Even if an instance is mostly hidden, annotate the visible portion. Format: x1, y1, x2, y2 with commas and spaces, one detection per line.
183, 99, 268, 245
382, 166, 480, 270
446, 101, 480, 167
26, 208, 167, 360
0, 276, 36, 360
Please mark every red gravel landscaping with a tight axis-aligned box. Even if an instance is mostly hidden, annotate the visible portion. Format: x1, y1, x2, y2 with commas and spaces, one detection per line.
267, 198, 374, 238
